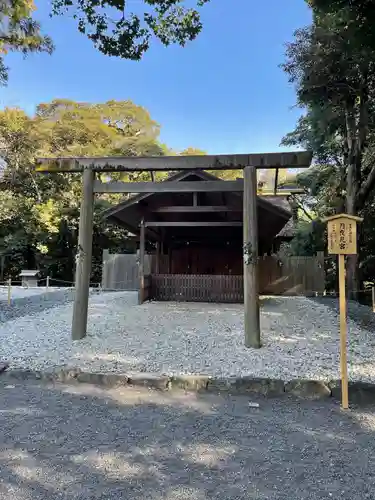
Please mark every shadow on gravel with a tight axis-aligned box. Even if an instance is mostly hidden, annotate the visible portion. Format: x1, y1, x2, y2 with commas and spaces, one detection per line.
0, 378, 374, 499
308, 296, 375, 333
259, 296, 282, 308
0, 290, 77, 323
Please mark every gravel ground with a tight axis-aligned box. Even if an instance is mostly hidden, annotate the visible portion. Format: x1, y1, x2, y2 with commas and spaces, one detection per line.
1, 292, 375, 382
0, 287, 100, 323
0, 286, 49, 299
0, 288, 77, 323
0, 378, 374, 499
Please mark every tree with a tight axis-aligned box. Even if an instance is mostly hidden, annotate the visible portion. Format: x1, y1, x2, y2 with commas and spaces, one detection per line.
282, 11, 375, 295
51, 0, 210, 61
180, 147, 206, 155
35, 98, 164, 157
309, 0, 375, 51
0, 0, 53, 84
0, 99, 173, 282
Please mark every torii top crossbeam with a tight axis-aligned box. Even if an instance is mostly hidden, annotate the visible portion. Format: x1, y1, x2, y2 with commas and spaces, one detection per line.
36, 151, 312, 172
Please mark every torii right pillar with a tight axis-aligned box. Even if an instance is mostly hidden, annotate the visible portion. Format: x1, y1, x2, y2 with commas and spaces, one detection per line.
243, 166, 261, 348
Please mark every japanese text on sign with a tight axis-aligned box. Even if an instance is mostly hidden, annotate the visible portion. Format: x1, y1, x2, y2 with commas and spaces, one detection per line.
327, 218, 357, 255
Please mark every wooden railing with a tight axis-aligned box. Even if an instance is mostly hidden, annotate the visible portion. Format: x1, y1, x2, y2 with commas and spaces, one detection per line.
152, 274, 243, 303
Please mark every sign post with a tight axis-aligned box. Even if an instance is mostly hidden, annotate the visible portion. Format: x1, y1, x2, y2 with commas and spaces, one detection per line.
323, 214, 363, 409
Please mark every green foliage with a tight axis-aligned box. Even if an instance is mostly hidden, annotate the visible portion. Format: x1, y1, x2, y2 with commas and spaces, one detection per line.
289, 219, 325, 256
282, 2, 375, 293
0, 99, 171, 283
51, 0, 210, 60
0, 0, 53, 84
180, 147, 206, 155
309, 0, 375, 51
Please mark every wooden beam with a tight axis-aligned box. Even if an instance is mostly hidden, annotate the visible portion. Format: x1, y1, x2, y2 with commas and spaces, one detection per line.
153, 206, 241, 213
94, 180, 244, 193
71, 168, 95, 340
102, 249, 110, 290
168, 245, 172, 273
35, 151, 312, 172
262, 190, 305, 196
145, 221, 242, 227
155, 241, 160, 274
138, 219, 145, 304
274, 167, 279, 195
243, 166, 261, 349
96, 179, 304, 195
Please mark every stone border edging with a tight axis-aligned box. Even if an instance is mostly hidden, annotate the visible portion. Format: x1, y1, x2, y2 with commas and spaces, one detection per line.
3, 368, 375, 403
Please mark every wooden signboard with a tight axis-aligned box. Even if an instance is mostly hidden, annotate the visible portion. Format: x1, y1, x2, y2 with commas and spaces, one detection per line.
327, 215, 361, 255
323, 213, 363, 410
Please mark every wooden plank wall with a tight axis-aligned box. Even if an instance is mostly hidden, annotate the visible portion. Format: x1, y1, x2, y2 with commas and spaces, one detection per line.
151, 254, 325, 300
101, 251, 151, 290
258, 254, 325, 296
102, 251, 325, 297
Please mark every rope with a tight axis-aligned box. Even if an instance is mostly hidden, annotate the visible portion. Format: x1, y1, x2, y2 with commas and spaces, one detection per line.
48, 278, 101, 287
1, 277, 375, 298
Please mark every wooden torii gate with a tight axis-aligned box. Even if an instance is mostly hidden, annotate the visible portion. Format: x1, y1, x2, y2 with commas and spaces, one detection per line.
36, 151, 312, 348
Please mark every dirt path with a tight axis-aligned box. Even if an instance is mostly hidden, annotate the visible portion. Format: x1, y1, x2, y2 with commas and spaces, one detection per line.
0, 378, 374, 499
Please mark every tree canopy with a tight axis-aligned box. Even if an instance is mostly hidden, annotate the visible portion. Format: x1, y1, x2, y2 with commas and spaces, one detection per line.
281, 0, 375, 295
51, 0, 210, 60
0, 0, 53, 84
309, 0, 375, 49
0, 99, 176, 282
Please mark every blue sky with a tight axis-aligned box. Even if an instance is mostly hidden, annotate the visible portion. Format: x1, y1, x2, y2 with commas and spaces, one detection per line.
0, 0, 312, 154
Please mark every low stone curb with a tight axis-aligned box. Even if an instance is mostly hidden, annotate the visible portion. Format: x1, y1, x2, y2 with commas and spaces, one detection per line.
3, 368, 375, 403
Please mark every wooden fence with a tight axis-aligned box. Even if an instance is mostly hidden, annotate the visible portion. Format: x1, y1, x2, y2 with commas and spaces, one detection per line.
101, 250, 151, 290
258, 255, 325, 295
150, 255, 325, 302
102, 251, 325, 300
151, 274, 243, 303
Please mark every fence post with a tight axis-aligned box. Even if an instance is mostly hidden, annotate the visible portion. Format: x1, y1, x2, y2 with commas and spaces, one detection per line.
138, 219, 145, 304
7, 278, 11, 305
46, 275, 50, 292
0, 255, 4, 283
155, 241, 160, 274
317, 251, 325, 294
102, 249, 110, 290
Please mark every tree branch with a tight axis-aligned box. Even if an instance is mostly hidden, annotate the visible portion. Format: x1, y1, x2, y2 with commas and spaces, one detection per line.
290, 195, 314, 221
357, 164, 375, 211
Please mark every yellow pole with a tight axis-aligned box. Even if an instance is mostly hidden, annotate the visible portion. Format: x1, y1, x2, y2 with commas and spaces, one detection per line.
7, 278, 11, 306
338, 255, 349, 410
372, 285, 375, 313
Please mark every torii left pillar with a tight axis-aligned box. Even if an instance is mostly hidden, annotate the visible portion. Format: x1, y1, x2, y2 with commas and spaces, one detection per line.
243, 165, 261, 348
72, 167, 95, 340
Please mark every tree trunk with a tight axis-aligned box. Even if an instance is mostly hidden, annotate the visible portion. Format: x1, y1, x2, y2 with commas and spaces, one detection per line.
345, 99, 360, 299
346, 195, 359, 299
26, 245, 36, 270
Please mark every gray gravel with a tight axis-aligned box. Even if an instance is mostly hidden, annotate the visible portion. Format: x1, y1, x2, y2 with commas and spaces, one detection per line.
0, 288, 76, 323
0, 378, 374, 499
1, 292, 375, 382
